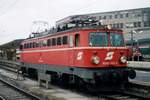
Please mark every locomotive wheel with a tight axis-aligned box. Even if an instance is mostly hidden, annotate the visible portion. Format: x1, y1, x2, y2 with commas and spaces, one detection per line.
74, 77, 83, 89
61, 74, 70, 87
51, 73, 59, 84
60, 74, 85, 89
128, 69, 136, 79
27, 68, 38, 80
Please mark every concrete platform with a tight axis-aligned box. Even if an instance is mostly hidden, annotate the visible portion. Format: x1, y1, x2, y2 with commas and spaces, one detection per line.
128, 61, 150, 71
0, 68, 99, 100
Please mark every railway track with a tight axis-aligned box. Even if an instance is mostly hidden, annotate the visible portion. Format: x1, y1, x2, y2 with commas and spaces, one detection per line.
96, 81, 150, 100
0, 75, 40, 100
0, 60, 150, 100
98, 90, 149, 100
0, 60, 19, 73
0, 60, 41, 99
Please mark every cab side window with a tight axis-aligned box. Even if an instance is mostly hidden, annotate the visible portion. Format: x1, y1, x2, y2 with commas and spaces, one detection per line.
69, 35, 73, 47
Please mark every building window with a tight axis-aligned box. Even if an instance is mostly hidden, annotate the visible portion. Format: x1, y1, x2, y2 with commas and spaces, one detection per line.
103, 16, 106, 19
115, 15, 118, 19
126, 13, 129, 17
137, 14, 141, 17
112, 24, 116, 28
116, 23, 120, 28
120, 14, 123, 18
57, 37, 62, 45
52, 38, 56, 46
137, 22, 141, 27
113, 23, 123, 28
134, 22, 141, 27
144, 21, 150, 27
134, 22, 137, 27
120, 23, 124, 28
62, 36, 68, 44
99, 16, 101, 20
109, 15, 112, 19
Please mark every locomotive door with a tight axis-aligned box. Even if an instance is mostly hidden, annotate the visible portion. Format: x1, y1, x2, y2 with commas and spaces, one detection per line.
69, 34, 80, 66
69, 35, 74, 66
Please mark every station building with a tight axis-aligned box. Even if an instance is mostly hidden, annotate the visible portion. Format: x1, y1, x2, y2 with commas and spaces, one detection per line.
0, 39, 24, 61
56, 7, 150, 48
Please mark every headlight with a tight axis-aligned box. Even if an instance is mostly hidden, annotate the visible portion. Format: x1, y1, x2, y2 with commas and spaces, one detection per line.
91, 56, 100, 64
120, 56, 127, 63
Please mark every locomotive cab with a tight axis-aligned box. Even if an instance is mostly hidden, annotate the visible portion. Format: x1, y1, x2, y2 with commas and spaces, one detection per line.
71, 29, 128, 67
69, 28, 136, 84
88, 31, 126, 65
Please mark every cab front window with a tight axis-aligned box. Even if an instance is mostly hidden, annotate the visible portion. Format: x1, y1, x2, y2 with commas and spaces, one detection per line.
89, 32, 108, 47
110, 33, 124, 47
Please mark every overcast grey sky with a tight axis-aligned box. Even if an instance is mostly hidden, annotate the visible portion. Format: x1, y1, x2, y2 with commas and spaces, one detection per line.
0, 0, 150, 45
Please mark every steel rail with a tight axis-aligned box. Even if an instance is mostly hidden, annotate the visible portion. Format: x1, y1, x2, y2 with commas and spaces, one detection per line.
0, 77, 41, 100
98, 81, 150, 100
0, 96, 6, 100
99, 90, 150, 100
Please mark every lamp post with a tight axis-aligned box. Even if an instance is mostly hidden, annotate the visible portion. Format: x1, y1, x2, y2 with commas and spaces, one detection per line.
132, 30, 143, 61
130, 30, 134, 61
125, 23, 134, 61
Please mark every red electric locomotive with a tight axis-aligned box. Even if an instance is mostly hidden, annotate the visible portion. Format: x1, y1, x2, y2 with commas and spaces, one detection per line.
19, 17, 136, 89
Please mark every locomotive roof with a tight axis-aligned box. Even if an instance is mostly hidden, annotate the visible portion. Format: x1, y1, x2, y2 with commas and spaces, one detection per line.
23, 26, 123, 43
